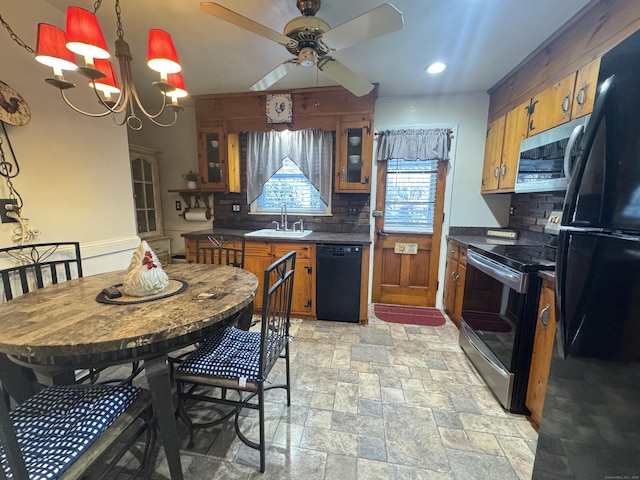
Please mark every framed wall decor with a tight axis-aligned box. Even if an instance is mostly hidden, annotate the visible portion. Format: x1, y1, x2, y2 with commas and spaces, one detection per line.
265, 93, 293, 127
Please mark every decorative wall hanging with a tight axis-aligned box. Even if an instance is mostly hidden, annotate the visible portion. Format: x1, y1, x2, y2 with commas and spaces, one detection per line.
0, 81, 40, 245
265, 93, 293, 128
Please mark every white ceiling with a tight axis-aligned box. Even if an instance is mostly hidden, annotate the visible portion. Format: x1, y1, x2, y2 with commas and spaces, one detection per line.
44, 0, 594, 102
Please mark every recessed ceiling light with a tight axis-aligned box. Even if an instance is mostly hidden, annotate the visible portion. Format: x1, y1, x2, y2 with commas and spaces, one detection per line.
426, 62, 447, 74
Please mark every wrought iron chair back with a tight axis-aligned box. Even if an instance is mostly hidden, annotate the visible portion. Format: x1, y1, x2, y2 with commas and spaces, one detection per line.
0, 242, 83, 303
195, 235, 245, 268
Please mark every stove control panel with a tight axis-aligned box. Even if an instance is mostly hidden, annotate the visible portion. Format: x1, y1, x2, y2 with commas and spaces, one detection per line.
544, 210, 563, 236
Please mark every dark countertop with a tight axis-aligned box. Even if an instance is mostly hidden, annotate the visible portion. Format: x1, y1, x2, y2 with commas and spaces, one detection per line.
182, 228, 372, 245
539, 270, 555, 282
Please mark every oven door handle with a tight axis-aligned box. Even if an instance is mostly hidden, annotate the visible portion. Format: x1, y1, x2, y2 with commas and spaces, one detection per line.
466, 250, 527, 293
461, 322, 509, 375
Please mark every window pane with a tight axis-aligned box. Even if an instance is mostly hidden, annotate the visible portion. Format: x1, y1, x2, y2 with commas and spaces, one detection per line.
253, 158, 329, 214
384, 159, 438, 233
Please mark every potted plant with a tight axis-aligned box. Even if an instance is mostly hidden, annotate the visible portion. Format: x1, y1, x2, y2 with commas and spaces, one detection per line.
182, 170, 199, 189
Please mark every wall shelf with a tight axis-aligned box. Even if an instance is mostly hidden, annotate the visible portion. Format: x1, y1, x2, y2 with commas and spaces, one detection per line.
168, 189, 215, 219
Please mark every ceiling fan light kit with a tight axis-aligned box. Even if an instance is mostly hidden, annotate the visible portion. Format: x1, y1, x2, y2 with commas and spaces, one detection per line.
200, 0, 404, 97
34, 0, 188, 130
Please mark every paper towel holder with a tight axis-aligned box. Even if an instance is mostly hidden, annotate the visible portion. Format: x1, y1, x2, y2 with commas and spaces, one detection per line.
168, 188, 214, 220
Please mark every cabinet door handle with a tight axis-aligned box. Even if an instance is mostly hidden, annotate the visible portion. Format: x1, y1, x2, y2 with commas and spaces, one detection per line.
494, 166, 499, 178
362, 176, 369, 185
500, 164, 506, 178
451, 271, 457, 281
305, 266, 313, 275
539, 303, 550, 328
576, 85, 586, 109
341, 167, 346, 181
561, 93, 571, 114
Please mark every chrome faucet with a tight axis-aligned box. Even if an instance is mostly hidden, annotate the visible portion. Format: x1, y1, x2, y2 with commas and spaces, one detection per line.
280, 204, 289, 231
292, 219, 304, 232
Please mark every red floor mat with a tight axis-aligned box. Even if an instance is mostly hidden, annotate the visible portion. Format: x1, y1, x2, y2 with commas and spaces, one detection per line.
373, 304, 446, 326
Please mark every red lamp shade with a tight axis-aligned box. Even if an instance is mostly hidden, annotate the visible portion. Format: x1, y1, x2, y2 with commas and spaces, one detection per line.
89, 59, 120, 96
35, 23, 77, 71
65, 6, 110, 59
147, 29, 181, 74
166, 72, 188, 98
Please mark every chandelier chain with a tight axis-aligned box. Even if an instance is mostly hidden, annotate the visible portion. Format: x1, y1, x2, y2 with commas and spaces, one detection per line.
0, 14, 35, 54
115, 0, 124, 39
92, 0, 103, 14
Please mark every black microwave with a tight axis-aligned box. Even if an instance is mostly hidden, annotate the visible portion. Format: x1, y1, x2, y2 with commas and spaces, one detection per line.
515, 115, 591, 193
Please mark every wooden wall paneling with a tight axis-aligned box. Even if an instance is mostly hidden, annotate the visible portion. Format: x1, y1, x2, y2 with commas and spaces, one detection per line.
195, 85, 377, 127
488, 0, 640, 121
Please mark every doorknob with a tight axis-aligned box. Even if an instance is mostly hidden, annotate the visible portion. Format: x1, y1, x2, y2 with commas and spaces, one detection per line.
377, 230, 389, 237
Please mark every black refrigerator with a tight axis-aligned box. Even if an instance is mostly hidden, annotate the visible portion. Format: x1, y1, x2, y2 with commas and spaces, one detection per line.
532, 30, 640, 479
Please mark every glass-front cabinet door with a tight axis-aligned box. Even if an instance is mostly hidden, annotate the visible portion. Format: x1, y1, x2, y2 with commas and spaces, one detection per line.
198, 125, 228, 191
130, 146, 163, 238
335, 118, 373, 193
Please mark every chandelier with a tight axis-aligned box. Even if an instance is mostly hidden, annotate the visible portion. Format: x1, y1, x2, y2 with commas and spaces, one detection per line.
34, 0, 187, 130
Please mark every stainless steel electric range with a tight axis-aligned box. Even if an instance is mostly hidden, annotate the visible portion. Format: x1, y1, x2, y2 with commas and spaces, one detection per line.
459, 242, 556, 414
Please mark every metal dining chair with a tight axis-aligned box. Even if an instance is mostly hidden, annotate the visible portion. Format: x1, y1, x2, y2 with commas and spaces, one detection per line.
195, 235, 245, 268
170, 235, 252, 377
175, 251, 296, 473
0, 359, 156, 480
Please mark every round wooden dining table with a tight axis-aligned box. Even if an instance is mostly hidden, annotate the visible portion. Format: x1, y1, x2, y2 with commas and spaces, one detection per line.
0, 263, 258, 480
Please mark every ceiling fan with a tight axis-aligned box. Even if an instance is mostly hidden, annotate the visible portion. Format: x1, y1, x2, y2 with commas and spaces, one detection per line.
200, 0, 404, 97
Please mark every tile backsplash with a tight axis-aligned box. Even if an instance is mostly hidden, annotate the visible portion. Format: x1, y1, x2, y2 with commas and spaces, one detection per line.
509, 193, 565, 234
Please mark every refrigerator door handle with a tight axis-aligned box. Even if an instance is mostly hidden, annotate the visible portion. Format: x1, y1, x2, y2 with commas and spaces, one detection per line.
563, 124, 585, 179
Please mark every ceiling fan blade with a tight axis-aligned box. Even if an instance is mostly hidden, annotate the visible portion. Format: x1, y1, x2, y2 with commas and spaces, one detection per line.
200, 2, 298, 49
319, 3, 404, 52
317, 57, 374, 97
249, 59, 299, 91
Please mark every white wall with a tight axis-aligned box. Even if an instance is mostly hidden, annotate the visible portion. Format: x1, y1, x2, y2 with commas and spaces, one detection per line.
1, 3, 140, 274
373, 93, 511, 307
127, 107, 206, 256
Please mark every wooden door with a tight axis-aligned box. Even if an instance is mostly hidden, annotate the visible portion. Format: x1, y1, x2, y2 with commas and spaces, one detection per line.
371, 161, 446, 307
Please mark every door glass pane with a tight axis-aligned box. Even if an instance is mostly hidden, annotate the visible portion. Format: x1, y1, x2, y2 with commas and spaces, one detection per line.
205, 132, 221, 183
346, 128, 363, 183
132, 158, 143, 181
384, 159, 438, 233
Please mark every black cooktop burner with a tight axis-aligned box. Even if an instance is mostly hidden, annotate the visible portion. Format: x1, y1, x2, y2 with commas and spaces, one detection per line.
468, 243, 556, 272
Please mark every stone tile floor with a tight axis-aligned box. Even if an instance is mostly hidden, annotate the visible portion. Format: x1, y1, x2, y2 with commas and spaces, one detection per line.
111, 308, 538, 480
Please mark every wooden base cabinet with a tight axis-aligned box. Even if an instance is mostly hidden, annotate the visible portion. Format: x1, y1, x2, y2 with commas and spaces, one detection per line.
443, 241, 467, 328
526, 279, 556, 426
244, 241, 315, 317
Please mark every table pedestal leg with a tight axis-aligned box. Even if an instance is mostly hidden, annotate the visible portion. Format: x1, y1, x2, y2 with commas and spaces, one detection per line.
144, 355, 183, 480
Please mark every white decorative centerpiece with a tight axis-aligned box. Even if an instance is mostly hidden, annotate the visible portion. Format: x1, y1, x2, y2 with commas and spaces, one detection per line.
122, 241, 169, 296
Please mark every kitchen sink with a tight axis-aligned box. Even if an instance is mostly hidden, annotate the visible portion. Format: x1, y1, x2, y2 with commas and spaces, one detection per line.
245, 229, 313, 239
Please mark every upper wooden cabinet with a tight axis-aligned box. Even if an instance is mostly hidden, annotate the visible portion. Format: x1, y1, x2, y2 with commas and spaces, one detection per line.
197, 125, 240, 192
571, 58, 601, 119
528, 72, 577, 135
481, 115, 506, 192
335, 118, 373, 193
482, 59, 602, 194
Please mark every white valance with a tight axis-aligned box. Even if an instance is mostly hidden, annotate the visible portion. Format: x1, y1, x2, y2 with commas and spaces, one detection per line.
376, 128, 450, 162
246, 129, 333, 205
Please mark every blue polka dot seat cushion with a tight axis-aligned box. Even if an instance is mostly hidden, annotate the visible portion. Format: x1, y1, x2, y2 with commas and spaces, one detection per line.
177, 327, 282, 381
0, 383, 141, 480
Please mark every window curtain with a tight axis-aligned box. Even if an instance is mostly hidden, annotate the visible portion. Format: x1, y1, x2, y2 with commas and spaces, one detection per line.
246, 129, 333, 205
376, 128, 450, 162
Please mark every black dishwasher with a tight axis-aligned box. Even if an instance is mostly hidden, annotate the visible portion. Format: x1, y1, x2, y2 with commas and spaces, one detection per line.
316, 244, 362, 323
